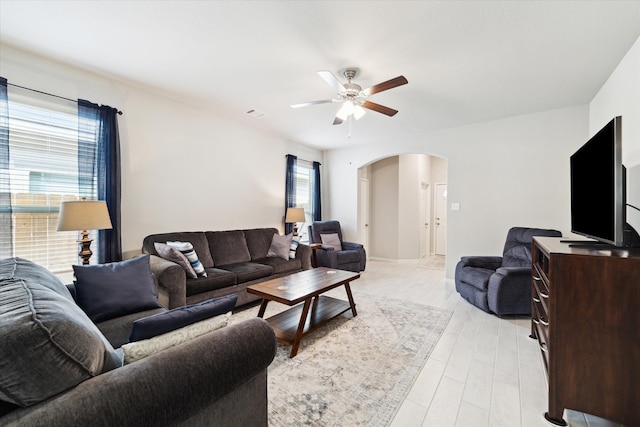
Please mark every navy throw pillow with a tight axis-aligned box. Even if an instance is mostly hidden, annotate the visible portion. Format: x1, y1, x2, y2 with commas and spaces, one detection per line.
129, 293, 238, 342
73, 255, 162, 324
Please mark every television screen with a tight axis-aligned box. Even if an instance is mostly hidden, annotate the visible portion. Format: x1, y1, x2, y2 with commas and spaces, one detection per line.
570, 117, 624, 246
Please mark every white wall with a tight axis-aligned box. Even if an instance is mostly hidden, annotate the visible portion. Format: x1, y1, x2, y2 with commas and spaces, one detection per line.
324, 105, 588, 278
0, 44, 322, 259
369, 157, 399, 259
589, 35, 640, 235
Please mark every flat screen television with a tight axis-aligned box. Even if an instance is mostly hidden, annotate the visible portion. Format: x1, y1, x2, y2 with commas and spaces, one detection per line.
569, 116, 639, 247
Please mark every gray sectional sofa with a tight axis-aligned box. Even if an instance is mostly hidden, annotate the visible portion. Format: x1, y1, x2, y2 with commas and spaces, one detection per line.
0, 257, 277, 426
142, 228, 311, 309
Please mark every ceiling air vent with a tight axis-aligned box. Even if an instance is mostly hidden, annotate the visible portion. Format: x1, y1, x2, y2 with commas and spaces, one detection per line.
245, 109, 266, 118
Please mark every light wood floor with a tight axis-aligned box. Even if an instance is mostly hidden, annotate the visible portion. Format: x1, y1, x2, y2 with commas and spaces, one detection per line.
354, 258, 624, 427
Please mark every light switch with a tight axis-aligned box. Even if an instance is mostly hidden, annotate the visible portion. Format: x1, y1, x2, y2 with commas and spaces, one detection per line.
451, 202, 460, 211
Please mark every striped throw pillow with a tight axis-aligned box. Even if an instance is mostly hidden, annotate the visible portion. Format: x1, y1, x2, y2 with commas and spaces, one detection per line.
166, 241, 207, 277
290, 235, 300, 260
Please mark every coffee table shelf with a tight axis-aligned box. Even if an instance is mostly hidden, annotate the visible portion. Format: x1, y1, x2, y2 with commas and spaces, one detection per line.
266, 295, 352, 344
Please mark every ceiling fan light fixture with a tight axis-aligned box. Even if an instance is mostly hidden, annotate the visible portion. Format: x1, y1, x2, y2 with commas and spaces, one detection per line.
353, 104, 366, 120
336, 101, 353, 120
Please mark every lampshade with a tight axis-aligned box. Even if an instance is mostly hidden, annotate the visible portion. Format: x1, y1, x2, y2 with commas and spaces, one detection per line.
57, 200, 113, 231
285, 207, 305, 223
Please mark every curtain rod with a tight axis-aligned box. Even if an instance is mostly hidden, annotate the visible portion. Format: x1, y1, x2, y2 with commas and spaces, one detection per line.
285, 154, 320, 165
7, 82, 123, 115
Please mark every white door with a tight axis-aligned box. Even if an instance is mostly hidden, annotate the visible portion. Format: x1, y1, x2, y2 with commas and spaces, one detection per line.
420, 183, 431, 258
358, 178, 370, 256
435, 183, 447, 256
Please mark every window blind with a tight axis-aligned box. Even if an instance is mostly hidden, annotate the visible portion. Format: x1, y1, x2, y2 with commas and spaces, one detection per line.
293, 159, 313, 224
0, 92, 98, 272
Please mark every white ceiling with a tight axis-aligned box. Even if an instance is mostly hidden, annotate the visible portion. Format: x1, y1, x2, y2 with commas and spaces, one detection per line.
1, 1, 639, 150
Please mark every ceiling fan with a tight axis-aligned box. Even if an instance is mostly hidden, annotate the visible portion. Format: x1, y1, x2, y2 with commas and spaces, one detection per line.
291, 69, 408, 125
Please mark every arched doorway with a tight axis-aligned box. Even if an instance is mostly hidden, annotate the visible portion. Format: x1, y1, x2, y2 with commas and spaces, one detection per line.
358, 154, 448, 263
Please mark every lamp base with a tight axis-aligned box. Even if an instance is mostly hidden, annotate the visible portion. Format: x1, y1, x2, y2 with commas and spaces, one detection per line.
77, 230, 93, 265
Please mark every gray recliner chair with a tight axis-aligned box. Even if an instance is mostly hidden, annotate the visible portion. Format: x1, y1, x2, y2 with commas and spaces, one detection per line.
308, 220, 366, 272
454, 226, 562, 316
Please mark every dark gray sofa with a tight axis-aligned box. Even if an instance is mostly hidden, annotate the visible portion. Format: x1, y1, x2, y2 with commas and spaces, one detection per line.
0, 257, 277, 426
142, 228, 311, 309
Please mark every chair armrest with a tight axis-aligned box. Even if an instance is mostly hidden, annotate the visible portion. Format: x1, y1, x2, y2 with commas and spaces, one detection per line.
295, 242, 312, 270
494, 266, 532, 277
3, 318, 277, 427
319, 245, 335, 251
459, 256, 503, 270
488, 267, 533, 316
148, 255, 187, 309
342, 241, 363, 251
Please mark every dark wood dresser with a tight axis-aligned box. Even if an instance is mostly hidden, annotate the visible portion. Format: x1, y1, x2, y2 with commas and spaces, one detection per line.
530, 237, 640, 426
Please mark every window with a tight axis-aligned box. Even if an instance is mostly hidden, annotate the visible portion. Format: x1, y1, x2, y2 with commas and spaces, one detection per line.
292, 159, 314, 224
0, 91, 99, 272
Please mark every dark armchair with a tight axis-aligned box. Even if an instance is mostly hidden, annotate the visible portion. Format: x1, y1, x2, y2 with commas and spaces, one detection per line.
308, 220, 366, 272
454, 226, 562, 316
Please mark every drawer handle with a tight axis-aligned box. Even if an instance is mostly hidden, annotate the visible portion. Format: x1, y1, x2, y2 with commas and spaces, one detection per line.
540, 317, 549, 326
533, 296, 541, 303
539, 289, 549, 299
540, 342, 548, 353
532, 318, 539, 325
532, 275, 542, 281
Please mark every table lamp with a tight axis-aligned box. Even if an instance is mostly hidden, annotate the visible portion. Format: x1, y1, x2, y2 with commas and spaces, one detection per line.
285, 207, 305, 236
57, 198, 113, 265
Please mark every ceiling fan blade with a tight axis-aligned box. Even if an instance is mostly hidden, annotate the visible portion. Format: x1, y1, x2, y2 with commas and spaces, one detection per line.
317, 70, 346, 92
362, 101, 398, 117
290, 99, 335, 109
333, 116, 344, 125
362, 76, 408, 96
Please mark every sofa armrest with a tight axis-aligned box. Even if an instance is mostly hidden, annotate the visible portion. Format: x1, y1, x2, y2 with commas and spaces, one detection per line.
295, 242, 312, 270
459, 255, 503, 270
148, 254, 187, 309
3, 318, 277, 427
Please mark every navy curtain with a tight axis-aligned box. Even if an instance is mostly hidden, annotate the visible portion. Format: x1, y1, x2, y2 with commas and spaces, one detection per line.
78, 100, 122, 263
312, 161, 322, 222
0, 77, 11, 258
284, 154, 297, 235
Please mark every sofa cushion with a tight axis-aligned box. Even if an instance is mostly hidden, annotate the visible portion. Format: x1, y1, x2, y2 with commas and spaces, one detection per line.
206, 230, 251, 266
121, 312, 231, 364
129, 294, 238, 342
218, 262, 273, 284
142, 231, 214, 268
244, 227, 280, 260
185, 268, 238, 297
0, 256, 72, 299
321, 233, 343, 251
266, 233, 293, 260
73, 255, 162, 323
0, 258, 122, 407
154, 242, 197, 278
254, 257, 302, 275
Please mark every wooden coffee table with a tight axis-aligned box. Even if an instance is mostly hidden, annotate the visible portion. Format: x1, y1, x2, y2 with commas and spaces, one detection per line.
247, 267, 360, 357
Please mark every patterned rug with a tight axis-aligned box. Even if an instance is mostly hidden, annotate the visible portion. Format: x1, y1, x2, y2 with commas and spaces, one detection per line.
230, 290, 452, 427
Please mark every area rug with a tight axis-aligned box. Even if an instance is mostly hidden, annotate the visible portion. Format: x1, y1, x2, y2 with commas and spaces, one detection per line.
230, 290, 452, 427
